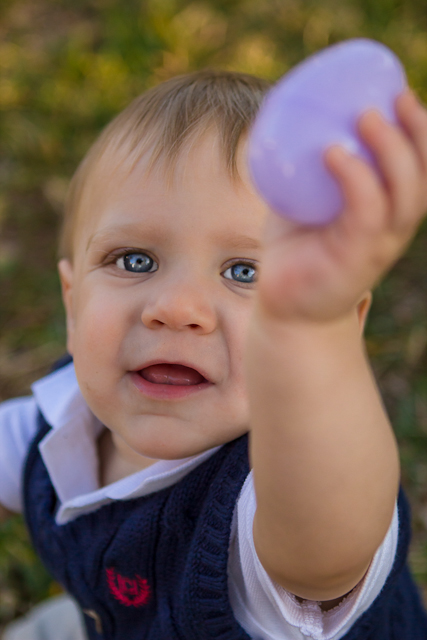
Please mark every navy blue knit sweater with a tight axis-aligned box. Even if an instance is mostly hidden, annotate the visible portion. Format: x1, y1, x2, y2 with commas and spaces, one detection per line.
24, 404, 427, 639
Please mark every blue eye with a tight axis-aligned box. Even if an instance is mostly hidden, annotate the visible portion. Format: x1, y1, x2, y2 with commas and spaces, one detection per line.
223, 263, 257, 284
116, 253, 156, 273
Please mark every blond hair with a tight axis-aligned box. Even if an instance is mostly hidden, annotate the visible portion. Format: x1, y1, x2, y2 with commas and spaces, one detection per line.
59, 69, 271, 259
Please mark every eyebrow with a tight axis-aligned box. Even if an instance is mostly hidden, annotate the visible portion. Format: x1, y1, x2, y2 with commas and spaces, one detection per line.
86, 223, 262, 253
86, 223, 163, 252
210, 231, 262, 251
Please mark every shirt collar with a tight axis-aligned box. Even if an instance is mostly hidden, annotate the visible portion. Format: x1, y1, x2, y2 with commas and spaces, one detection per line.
30, 362, 220, 525
31, 361, 90, 431
32, 362, 103, 505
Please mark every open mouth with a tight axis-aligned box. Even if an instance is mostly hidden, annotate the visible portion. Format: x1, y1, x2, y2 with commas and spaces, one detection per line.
130, 362, 211, 400
139, 363, 207, 386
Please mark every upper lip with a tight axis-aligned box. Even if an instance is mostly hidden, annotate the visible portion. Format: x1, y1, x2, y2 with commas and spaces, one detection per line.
131, 359, 212, 383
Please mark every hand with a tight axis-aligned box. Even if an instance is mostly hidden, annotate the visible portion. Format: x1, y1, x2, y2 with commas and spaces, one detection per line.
257, 89, 427, 323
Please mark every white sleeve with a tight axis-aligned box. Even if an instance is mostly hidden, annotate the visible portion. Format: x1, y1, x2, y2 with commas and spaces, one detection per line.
0, 396, 40, 512
228, 472, 399, 640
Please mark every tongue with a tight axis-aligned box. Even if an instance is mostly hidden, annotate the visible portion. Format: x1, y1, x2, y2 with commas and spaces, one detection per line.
140, 364, 205, 386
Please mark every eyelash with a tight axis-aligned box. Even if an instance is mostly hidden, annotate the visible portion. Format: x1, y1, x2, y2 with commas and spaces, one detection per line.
115, 252, 157, 274
222, 261, 258, 285
107, 250, 258, 285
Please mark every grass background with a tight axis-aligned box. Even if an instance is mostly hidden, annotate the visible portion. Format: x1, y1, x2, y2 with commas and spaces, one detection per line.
1, 0, 427, 629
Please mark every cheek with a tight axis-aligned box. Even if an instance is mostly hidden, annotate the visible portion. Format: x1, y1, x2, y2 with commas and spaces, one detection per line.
226, 302, 254, 390
72, 286, 129, 368
71, 288, 130, 414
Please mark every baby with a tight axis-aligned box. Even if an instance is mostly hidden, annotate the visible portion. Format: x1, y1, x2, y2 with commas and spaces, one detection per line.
1, 69, 427, 640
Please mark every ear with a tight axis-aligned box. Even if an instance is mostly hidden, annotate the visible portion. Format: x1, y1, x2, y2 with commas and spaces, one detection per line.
357, 291, 372, 335
58, 259, 75, 355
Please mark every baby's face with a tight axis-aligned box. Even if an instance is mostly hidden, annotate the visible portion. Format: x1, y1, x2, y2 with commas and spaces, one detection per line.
59, 133, 268, 464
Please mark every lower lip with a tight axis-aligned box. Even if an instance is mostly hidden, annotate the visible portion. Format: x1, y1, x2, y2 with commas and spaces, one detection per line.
129, 372, 213, 400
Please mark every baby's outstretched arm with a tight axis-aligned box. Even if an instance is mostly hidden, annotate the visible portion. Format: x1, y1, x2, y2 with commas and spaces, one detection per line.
246, 90, 427, 602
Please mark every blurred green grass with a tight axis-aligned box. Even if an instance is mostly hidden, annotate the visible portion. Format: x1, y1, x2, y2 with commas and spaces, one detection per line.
1, 0, 427, 626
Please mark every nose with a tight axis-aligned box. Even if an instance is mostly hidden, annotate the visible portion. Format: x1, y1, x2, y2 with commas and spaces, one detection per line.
140, 275, 217, 333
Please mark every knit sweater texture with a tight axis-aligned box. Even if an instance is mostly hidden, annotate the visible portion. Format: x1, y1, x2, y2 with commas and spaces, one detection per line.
23, 364, 427, 639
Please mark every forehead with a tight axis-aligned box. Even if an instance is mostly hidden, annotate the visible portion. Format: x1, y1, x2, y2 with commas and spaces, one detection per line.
74, 133, 268, 256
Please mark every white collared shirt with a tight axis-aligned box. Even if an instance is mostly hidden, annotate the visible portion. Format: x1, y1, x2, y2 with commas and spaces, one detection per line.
0, 362, 398, 640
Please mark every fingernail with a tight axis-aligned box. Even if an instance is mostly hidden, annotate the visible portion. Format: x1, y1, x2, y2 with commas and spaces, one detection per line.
403, 88, 422, 106
362, 109, 384, 124
325, 146, 352, 163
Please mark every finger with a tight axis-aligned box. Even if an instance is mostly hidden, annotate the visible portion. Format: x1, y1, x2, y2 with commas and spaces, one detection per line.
396, 89, 427, 184
325, 146, 388, 235
324, 147, 398, 270
358, 109, 423, 233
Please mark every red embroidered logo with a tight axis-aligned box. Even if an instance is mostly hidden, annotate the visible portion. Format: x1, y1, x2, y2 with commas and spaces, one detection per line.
106, 568, 151, 607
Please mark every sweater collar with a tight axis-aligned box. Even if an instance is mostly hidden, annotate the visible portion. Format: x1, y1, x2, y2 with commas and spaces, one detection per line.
30, 362, 219, 524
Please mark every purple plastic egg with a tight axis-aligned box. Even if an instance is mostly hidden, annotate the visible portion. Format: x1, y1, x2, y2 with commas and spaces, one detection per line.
248, 38, 407, 224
